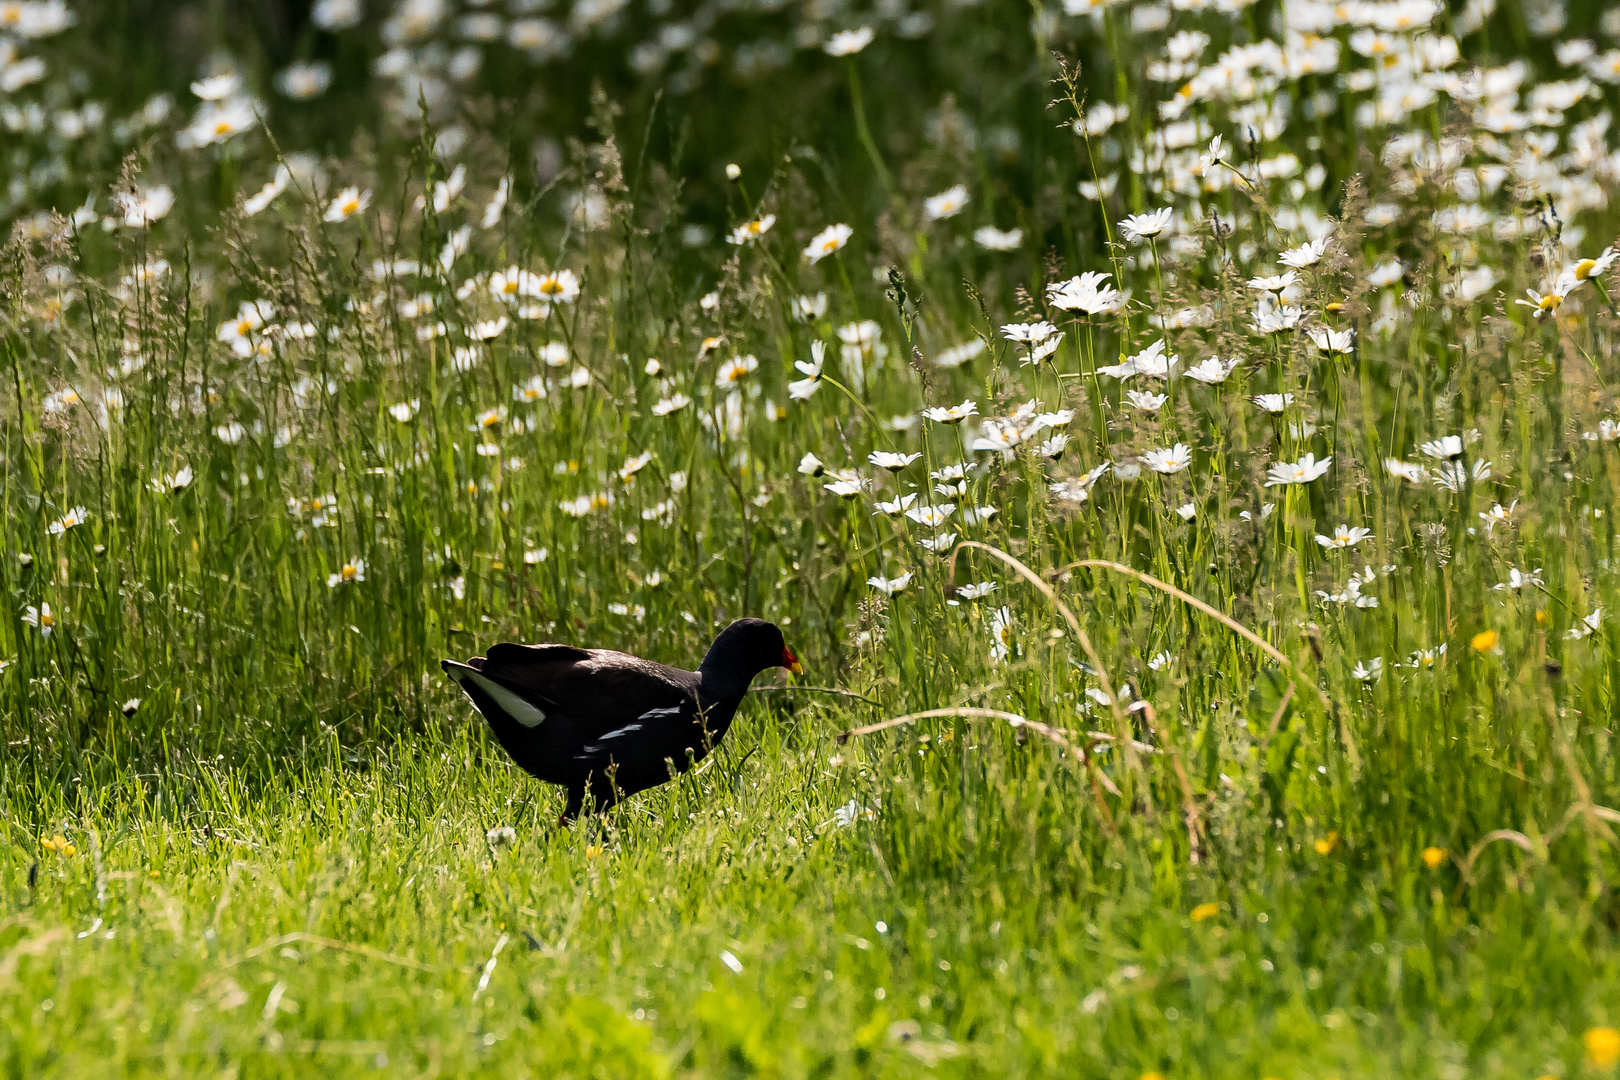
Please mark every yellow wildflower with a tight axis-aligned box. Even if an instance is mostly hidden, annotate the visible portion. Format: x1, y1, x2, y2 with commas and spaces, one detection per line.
1586, 1027, 1620, 1068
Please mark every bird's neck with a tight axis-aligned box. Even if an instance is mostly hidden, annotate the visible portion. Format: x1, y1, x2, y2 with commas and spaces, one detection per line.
696, 663, 756, 703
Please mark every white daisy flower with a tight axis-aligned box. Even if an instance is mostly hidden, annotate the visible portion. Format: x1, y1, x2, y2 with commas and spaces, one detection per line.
803, 224, 854, 264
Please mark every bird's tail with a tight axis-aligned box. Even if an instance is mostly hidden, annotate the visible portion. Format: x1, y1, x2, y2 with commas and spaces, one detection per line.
440, 658, 551, 729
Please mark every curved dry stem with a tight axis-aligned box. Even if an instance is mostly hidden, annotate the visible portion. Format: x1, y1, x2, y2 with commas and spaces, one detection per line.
1468, 829, 1535, 858
1133, 699, 1204, 865
837, 707, 1122, 798
1064, 558, 1361, 771
1066, 559, 1290, 666
1454, 802, 1620, 897
1085, 730, 1157, 753
220, 931, 438, 973
1455, 829, 1537, 890
947, 541, 1137, 770
755, 685, 883, 708
1544, 798, 1620, 848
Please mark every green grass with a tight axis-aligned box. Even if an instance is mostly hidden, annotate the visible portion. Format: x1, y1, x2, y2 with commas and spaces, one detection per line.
7, 0, 1620, 1074
7, 727, 1619, 1078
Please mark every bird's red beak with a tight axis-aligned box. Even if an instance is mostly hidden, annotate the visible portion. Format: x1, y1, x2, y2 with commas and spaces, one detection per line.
782, 646, 804, 676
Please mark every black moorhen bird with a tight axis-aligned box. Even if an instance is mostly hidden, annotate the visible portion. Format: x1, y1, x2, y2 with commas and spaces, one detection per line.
442, 618, 802, 822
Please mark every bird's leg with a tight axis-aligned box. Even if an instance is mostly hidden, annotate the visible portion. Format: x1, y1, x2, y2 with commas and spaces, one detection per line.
589, 775, 620, 817
559, 785, 585, 827
582, 776, 621, 847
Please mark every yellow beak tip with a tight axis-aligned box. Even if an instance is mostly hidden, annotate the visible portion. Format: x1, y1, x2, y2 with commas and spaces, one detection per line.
789, 661, 804, 676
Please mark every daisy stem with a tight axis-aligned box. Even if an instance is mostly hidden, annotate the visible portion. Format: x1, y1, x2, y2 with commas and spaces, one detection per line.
1287, 486, 1309, 611
1593, 277, 1620, 320
820, 374, 892, 447
845, 60, 894, 198
1030, 345, 1058, 404
834, 255, 864, 353
1149, 238, 1165, 314
1084, 320, 1107, 454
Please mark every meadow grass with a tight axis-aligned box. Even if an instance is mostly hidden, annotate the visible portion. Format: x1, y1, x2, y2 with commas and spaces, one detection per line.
7, 0, 1620, 1075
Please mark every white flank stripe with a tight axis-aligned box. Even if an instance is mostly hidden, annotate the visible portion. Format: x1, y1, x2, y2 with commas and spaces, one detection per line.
453, 667, 550, 728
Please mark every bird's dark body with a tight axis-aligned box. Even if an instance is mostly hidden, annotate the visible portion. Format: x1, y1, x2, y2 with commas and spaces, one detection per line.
441, 619, 797, 821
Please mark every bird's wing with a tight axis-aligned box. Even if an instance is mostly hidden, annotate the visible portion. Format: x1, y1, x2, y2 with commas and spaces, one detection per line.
474, 642, 694, 730
572, 700, 718, 778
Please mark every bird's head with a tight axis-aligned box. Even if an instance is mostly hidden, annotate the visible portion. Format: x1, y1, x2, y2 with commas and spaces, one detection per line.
703, 617, 803, 683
